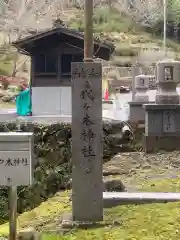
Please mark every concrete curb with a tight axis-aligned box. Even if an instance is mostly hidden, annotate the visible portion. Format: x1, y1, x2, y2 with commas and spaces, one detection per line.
103, 192, 180, 208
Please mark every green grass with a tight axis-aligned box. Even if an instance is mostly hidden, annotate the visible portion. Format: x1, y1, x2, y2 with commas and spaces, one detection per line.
0, 191, 71, 235
0, 60, 13, 76
1, 177, 180, 239
42, 202, 180, 240
0, 100, 15, 108
124, 175, 180, 193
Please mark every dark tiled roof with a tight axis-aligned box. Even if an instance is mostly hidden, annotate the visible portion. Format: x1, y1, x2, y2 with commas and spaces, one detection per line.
12, 26, 114, 52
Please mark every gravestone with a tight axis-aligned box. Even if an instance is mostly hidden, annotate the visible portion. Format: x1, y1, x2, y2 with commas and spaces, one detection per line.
71, 62, 103, 222
155, 60, 180, 104
134, 74, 149, 102
129, 75, 153, 123
144, 59, 180, 152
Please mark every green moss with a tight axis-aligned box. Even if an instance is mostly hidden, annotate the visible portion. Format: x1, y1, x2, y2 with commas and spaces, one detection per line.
1, 177, 180, 239
0, 191, 71, 235
137, 177, 180, 192
0, 122, 127, 223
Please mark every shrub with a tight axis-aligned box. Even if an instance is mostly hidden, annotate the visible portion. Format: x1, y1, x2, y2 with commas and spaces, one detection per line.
68, 7, 140, 34
115, 44, 138, 57
0, 121, 130, 223
111, 56, 133, 67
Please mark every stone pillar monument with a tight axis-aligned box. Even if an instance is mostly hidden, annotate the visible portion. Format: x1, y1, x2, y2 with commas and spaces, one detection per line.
134, 75, 149, 101
129, 75, 153, 123
71, 62, 103, 222
144, 60, 180, 152
155, 60, 180, 104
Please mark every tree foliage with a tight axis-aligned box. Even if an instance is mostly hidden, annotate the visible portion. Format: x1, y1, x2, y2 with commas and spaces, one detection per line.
168, 0, 180, 23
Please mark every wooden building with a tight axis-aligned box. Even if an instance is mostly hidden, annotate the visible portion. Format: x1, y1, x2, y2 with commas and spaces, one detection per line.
12, 26, 114, 116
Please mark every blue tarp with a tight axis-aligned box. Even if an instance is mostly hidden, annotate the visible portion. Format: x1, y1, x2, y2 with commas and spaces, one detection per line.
16, 89, 32, 116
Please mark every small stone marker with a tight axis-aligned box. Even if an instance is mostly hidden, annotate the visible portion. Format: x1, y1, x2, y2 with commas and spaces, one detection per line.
129, 75, 152, 123
156, 60, 180, 104
71, 62, 103, 222
0, 132, 33, 186
134, 75, 149, 102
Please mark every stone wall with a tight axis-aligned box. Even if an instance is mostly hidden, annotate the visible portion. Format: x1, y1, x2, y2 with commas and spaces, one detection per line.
0, 120, 131, 223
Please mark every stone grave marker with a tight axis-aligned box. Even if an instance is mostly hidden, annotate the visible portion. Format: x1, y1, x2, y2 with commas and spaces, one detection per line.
144, 60, 180, 152
129, 75, 153, 123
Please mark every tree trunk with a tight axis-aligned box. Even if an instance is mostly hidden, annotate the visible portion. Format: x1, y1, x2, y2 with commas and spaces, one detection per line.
11, 49, 20, 77
11, 33, 22, 77
3, 81, 9, 90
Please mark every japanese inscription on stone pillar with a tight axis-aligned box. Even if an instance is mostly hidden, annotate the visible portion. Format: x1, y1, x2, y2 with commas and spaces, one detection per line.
163, 111, 175, 132
71, 62, 103, 221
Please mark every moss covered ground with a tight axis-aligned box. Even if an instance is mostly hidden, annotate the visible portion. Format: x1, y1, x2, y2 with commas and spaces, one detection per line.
0, 175, 180, 239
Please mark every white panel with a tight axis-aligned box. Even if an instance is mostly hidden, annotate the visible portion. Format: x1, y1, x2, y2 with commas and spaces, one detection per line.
32, 87, 61, 115
60, 87, 72, 115
0, 151, 31, 186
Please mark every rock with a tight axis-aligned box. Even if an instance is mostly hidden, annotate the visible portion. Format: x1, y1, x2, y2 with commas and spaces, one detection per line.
66, 178, 72, 189
109, 121, 124, 134
67, 177, 126, 192
0, 90, 6, 98
61, 212, 103, 229
103, 178, 126, 192
18, 227, 40, 240
2, 94, 14, 102
103, 170, 120, 176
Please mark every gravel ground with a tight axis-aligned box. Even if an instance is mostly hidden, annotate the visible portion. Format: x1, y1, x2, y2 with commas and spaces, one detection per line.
103, 151, 180, 190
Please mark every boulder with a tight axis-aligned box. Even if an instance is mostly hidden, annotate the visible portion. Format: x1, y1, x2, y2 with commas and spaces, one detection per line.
103, 178, 126, 192
18, 227, 40, 240
2, 94, 15, 102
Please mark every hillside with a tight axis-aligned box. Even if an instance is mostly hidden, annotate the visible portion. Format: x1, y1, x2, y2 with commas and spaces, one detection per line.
0, 7, 180, 80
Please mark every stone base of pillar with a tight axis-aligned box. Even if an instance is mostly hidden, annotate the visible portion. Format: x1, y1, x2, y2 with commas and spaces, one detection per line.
129, 101, 155, 123
61, 212, 103, 229
144, 104, 180, 152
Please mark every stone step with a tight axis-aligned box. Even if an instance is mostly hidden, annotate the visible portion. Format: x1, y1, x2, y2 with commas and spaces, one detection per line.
103, 192, 180, 208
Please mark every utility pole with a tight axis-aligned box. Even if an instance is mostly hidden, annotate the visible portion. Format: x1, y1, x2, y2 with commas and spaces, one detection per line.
84, 0, 93, 61
163, 0, 167, 57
